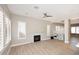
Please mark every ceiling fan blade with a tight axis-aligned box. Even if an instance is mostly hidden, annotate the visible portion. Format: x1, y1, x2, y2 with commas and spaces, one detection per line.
46, 15, 52, 17
42, 13, 52, 18
44, 13, 47, 16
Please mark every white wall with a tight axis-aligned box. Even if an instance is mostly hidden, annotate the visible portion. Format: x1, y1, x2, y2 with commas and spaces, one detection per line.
50, 23, 56, 35
11, 14, 52, 46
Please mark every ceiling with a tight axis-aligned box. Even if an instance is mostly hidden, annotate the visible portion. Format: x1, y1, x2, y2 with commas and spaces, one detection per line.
7, 4, 79, 23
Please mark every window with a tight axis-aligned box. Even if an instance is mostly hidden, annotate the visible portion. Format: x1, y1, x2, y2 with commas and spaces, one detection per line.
0, 6, 11, 51
71, 26, 79, 34
4, 15, 11, 45
56, 26, 61, 32
55, 25, 64, 33
18, 21, 26, 39
71, 27, 75, 33
0, 7, 4, 51
76, 27, 79, 33
47, 24, 50, 36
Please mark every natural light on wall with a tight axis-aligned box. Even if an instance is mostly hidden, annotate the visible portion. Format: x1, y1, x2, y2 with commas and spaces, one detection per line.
18, 21, 26, 39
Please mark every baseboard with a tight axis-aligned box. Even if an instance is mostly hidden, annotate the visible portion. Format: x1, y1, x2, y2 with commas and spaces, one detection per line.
42, 38, 50, 41
11, 41, 33, 47
11, 38, 50, 47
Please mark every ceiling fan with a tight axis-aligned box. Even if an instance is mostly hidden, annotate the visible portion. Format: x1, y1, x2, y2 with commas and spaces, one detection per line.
43, 13, 52, 18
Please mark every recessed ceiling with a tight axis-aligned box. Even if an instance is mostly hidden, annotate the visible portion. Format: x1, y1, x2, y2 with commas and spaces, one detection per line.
7, 4, 79, 22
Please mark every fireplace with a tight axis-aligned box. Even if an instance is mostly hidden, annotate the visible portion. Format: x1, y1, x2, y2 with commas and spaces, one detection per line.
34, 35, 41, 42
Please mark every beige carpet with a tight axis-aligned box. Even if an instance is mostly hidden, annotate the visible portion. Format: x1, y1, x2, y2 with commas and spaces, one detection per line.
9, 40, 79, 55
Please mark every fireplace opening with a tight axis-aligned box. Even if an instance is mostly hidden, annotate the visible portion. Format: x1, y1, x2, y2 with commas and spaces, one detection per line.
34, 35, 41, 42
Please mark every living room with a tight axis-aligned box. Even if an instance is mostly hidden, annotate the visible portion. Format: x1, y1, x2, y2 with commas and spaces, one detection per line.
0, 4, 79, 55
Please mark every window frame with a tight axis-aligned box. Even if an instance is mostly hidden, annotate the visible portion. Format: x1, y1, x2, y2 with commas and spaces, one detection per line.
4, 14, 11, 45
0, 6, 4, 51
71, 26, 79, 34
0, 6, 11, 52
